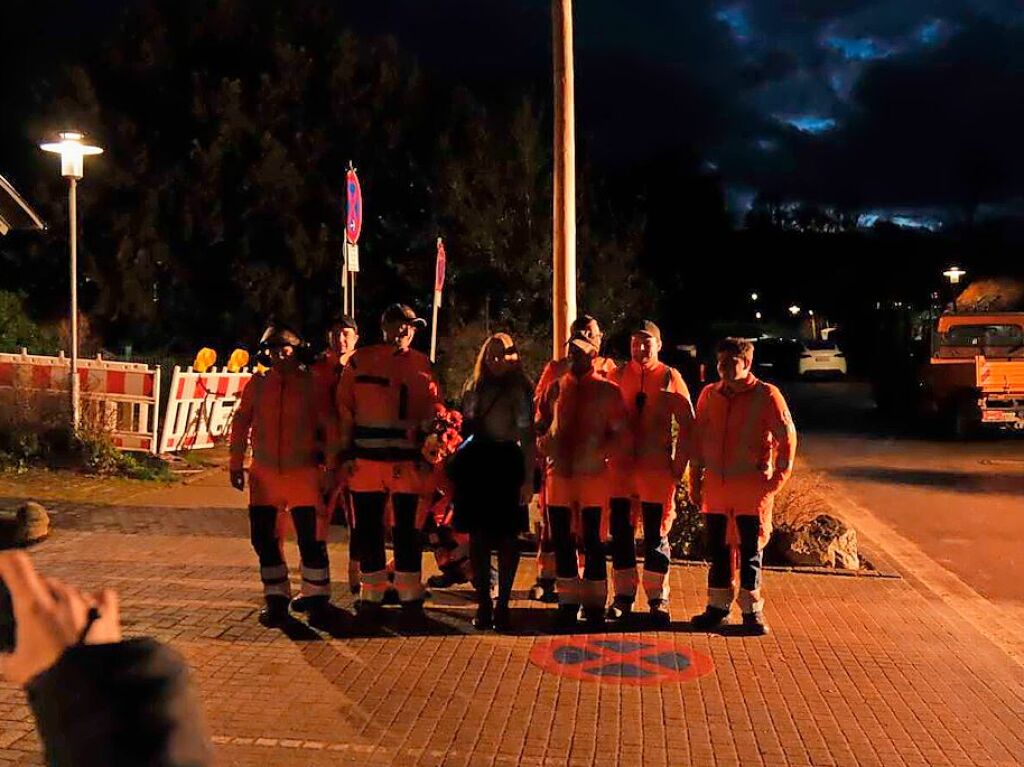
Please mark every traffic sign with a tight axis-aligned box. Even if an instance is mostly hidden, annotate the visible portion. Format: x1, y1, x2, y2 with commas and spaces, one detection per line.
529, 636, 714, 686
346, 168, 362, 245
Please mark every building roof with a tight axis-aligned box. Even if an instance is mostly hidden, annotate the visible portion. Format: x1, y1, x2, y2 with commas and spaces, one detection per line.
0, 174, 45, 236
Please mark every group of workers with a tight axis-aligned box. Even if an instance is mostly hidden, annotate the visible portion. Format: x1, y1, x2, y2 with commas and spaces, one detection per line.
228, 304, 797, 635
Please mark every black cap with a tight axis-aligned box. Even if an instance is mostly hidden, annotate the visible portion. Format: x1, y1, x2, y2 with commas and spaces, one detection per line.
328, 314, 358, 331
381, 303, 427, 328
631, 320, 662, 344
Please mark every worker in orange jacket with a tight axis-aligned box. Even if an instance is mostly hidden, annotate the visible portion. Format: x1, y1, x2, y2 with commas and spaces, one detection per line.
689, 337, 797, 636
336, 304, 443, 615
229, 324, 339, 627
538, 331, 628, 628
607, 321, 693, 626
311, 314, 360, 593
531, 314, 617, 603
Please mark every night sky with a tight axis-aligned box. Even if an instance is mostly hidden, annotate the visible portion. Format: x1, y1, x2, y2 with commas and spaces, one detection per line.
3, 0, 1024, 235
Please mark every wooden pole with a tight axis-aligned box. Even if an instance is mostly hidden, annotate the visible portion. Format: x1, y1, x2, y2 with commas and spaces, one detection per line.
552, 0, 578, 359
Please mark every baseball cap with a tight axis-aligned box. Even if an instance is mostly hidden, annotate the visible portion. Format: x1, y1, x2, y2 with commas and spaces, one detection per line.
381, 304, 427, 328
631, 320, 662, 344
328, 314, 358, 331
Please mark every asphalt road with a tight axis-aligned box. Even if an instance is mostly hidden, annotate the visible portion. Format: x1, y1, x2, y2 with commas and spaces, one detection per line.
784, 380, 1024, 608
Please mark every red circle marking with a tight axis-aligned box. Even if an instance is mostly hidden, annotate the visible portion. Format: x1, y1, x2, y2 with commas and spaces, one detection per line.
529, 636, 714, 686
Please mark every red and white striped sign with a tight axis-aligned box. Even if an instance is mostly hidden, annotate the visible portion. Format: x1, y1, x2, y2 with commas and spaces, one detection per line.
0, 350, 161, 453
159, 367, 253, 452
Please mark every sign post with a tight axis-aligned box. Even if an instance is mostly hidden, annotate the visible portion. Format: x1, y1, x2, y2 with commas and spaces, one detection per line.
430, 237, 446, 363
345, 165, 363, 317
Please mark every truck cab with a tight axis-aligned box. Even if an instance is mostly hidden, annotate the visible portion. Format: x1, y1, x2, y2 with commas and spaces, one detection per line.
924, 313, 1024, 434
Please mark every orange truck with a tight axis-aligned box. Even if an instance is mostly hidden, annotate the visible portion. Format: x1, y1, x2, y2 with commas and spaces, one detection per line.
922, 312, 1024, 435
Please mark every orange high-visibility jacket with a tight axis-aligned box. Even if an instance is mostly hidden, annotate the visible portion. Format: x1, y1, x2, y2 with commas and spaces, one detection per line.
610, 360, 693, 474
538, 368, 628, 477
311, 349, 354, 401
534, 355, 617, 430
690, 376, 797, 520
229, 366, 339, 473
336, 344, 443, 463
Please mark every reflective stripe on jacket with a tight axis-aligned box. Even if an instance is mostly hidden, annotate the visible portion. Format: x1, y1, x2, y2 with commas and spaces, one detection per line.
229, 367, 339, 473
691, 375, 797, 518
336, 345, 443, 462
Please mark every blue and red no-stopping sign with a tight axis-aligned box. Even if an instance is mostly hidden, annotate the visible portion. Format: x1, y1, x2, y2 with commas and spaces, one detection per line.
345, 168, 362, 245
529, 636, 714, 686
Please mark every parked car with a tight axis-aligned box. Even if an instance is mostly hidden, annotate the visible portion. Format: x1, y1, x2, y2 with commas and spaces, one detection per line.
798, 340, 848, 377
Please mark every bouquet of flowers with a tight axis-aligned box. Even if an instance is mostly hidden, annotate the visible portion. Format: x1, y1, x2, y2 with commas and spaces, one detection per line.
421, 406, 464, 465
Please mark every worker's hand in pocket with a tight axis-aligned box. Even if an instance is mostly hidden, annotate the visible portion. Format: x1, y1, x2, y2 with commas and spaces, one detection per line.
230, 469, 245, 491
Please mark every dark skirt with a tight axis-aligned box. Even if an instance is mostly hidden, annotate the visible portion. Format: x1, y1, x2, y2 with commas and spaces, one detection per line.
449, 437, 528, 536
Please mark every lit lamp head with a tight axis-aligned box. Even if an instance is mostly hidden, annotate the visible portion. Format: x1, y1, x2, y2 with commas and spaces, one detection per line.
40, 131, 103, 179
788, 304, 801, 316
943, 266, 966, 285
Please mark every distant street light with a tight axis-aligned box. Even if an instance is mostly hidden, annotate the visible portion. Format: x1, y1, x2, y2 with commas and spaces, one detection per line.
750, 292, 759, 302
40, 131, 103, 432
755, 311, 762, 320
788, 304, 801, 316
943, 266, 966, 285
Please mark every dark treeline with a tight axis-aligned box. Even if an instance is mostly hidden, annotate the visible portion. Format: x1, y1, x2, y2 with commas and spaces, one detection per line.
2, 0, 1023, 378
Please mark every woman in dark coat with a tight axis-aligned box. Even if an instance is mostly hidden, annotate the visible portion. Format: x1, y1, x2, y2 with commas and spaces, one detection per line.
450, 333, 535, 631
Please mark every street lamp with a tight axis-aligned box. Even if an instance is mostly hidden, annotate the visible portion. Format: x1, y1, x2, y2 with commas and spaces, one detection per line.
40, 131, 103, 431
755, 311, 762, 321
750, 292, 759, 302
943, 266, 966, 285
788, 304, 801, 316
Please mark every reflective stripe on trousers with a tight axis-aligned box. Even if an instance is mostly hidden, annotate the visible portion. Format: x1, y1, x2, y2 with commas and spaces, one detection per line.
260, 564, 291, 599
394, 570, 426, 603
300, 564, 331, 598
360, 569, 389, 603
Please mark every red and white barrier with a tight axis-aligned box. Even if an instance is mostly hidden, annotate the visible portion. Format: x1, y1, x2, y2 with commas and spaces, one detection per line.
159, 367, 253, 453
0, 350, 161, 453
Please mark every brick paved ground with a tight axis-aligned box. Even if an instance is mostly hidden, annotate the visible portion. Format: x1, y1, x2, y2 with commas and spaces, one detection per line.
2, 472, 1024, 766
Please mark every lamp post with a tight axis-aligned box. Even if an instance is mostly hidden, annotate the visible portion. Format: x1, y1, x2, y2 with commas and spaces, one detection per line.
552, 0, 578, 357
40, 131, 103, 431
943, 266, 966, 285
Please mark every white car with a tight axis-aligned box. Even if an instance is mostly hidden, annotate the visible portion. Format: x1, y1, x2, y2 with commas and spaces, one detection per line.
798, 341, 847, 377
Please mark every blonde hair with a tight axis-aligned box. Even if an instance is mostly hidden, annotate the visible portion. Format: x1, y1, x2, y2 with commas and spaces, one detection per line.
465, 333, 532, 396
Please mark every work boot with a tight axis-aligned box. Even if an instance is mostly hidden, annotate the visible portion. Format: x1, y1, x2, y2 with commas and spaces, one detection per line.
258, 596, 290, 628
690, 606, 730, 630
400, 599, 426, 616
529, 578, 558, 603
742, 611, 770, 636
290, 595, 327, 614
606, 598, 633, 623
554, 604, 580, 630
382, 587, 401, 605
473, 600, 493, 631
582, 606, 606, 629
493, 601, 512, 633
648, 599, 671, 628
427, 570, 468, 589
354, 599, 384, 618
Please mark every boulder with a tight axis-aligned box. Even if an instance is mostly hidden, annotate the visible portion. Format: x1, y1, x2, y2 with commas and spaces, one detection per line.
0, 501, 50, 547
768, 475, 859, 569
771, 513, 859, 570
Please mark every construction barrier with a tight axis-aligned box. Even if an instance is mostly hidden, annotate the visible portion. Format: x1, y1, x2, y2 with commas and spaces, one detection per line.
159, 366, 253, 453
0, 350, 161, 453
